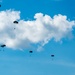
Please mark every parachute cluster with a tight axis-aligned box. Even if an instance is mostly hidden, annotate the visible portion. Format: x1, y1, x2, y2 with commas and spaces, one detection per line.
0, 4, 55, 60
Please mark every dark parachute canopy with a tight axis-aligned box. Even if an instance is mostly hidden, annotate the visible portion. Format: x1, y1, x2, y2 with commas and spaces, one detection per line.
0, 44, 6, 51
51, 54, 54, 57
13, 21, 18, 24
29, 50, 33, 53
29, 50, 33, 56
13, 21, 18, 29
0, 44, 6, 47
51, 54, 55, 60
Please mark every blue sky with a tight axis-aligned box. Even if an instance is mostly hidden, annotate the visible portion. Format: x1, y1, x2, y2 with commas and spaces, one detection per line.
0, 0, 75, 75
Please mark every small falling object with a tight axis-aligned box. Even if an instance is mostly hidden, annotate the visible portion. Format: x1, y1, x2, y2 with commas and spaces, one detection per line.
0, 5, 1, 7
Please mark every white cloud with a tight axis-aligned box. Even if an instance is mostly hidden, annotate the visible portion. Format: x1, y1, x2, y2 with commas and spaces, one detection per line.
0, 10, 75, 50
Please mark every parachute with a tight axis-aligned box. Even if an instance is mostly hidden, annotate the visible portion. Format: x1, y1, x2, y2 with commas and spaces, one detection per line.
0, 44, 6, 51
13, 21, 18, 29
0, 44, 6, 47
29, 50, 33, 53
29, 50, 33, 56
13, 21, 18, 24
51, 54, 55, 60
51, 54, 54, 57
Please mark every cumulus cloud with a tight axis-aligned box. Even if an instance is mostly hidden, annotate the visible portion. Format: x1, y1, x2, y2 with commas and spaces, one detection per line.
0, 9, 75, 50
